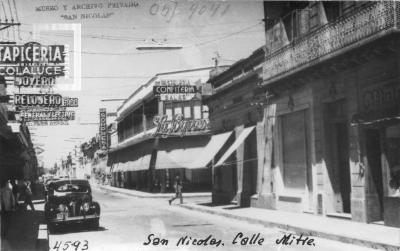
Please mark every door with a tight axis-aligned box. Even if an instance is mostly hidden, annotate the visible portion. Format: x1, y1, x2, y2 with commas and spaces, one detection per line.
324, 100, 351, 214
242, 129, 258, 207
365, 129, 384, 220
334, 122, 351, 213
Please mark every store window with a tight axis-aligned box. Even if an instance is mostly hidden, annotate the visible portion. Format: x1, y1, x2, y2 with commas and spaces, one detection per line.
193, 105, 201, 119
165, 108, 172, 120
184, 105, 191, 118
174, 106, 182, 116
202, 105, 209, 119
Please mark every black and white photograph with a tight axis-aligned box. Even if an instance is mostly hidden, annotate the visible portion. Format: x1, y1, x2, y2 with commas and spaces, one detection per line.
0, 0, 399, 250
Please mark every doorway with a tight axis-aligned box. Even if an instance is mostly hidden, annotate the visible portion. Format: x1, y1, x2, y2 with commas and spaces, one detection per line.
334, 122, 351, 213
242, 129, 258, 207
365, 129, 384, 220
324, 100, 351, 214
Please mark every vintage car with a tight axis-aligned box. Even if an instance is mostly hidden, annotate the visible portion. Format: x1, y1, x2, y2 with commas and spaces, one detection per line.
43, 177, 60, 202
44, 179, 100, 231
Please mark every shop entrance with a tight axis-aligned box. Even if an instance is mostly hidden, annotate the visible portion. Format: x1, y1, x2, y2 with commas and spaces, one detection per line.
324, 100, 351, 214
241, 129, 258, 207
365, 129, 384, 220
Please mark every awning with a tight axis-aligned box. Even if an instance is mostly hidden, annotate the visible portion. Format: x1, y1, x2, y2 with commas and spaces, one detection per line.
124, 154, 152, 171
351, 107, 400, 126
111, 140, 154, 172
215, 126, 255, 167
190, 131, 233, 169
155, 136, 211, 170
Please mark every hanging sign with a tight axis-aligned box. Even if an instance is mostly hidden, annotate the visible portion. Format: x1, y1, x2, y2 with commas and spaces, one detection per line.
99, 108, 107, 150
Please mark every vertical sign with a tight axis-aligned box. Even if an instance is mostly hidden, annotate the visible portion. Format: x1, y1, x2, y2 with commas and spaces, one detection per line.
99, 108, 107, 150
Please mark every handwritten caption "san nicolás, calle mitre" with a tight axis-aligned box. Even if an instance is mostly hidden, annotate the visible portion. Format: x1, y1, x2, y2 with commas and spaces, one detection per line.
143, 232, 316, 247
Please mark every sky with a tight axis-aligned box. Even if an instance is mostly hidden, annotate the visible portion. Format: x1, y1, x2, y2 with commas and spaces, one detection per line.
9, 0, 266, 168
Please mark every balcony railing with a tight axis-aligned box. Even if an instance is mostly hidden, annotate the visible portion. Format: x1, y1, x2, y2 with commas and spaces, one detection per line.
263, 2, 398, 83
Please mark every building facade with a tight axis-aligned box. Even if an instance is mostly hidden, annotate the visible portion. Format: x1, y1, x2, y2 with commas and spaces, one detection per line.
0, 77, 38, 185
109, 67, 225, 193
207, 1, 400, 228
205, 48, 265, 206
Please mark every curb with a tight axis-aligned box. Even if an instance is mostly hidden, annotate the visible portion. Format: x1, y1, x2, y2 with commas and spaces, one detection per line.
35, 224, 49, 251
178, 204, 400, 251
95, 185, 211, 199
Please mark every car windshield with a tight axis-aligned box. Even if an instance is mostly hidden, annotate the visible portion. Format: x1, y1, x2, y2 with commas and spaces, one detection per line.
54, 183, 90, 193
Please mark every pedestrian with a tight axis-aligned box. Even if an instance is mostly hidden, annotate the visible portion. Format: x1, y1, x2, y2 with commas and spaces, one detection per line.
22, 180, 35, 211
169, 175, 183, 205
10, 180, 19, 208
1, 180, 16, 237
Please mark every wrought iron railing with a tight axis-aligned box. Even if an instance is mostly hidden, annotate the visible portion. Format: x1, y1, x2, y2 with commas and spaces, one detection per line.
263, 2, 398, 83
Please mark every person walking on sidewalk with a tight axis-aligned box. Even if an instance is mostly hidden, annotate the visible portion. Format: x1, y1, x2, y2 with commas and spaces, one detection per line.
22, 180, 35, 211
1, 180, 16, 237
169, 176, 183, 205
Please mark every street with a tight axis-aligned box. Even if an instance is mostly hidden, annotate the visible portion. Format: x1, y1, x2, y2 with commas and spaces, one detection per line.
46, 189, 378, 251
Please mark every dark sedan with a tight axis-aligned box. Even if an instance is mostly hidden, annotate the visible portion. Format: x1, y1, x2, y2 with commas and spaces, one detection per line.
44, 179, 100, 232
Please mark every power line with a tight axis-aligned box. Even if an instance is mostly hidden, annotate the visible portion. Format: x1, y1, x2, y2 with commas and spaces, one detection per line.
20, 20, 261, 31
17, 21, 263, 56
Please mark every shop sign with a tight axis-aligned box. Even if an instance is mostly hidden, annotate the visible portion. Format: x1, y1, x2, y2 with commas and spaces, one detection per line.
99, 108, 107, 150
153, 79, 201, 101
0, 65, 65, 77
19, 109, 75, 121
13, 94, 78, 107
0, 43, 65, 64
153, 114, 209, 137
362, 82, 400, 112
7, 121, 20, 133
15, 76, 56, 88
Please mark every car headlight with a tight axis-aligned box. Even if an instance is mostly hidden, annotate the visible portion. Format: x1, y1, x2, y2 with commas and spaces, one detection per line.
83, 202, 90, 212
58, 204, 68, 212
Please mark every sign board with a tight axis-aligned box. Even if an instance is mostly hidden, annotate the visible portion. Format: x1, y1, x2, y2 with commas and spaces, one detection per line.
13, 94, 78, 107
19, 109, 75, 121
99, 108, 107, 150
15, 76, 56, 88
0, 43, 66, 64
153, 79, 201, 101
153, 114, 209, 137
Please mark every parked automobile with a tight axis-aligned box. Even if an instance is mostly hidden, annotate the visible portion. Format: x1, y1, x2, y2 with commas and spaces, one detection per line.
44, 179, 100, 232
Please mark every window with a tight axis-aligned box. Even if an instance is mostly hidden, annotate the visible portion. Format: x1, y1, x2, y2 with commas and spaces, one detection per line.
184, 105, 191, 118
174, 106, 182, 116
193, 105, 201, 119
166, 108, 172, 120
202, 105, 209, 119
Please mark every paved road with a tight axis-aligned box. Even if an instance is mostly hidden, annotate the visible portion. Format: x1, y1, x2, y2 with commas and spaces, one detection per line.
48, 189, 378, 251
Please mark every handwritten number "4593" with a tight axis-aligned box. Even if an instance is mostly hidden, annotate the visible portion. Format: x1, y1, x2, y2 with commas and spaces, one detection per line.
52, 240, 89, 251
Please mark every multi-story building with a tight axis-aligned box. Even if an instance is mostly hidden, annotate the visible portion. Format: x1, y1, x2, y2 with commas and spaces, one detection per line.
0, 77, 38, 184
109, 67, 228, 192
207, 1, 400, 228
205, 47, 265, 206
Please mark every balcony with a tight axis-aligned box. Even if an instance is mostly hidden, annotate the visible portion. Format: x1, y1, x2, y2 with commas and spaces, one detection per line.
263, 2, 399, 84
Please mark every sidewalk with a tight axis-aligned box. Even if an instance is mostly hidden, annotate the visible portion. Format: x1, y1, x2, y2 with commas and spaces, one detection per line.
1, 207, 48, 251
93, 183, 211, 199
178, 202, 400, 251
